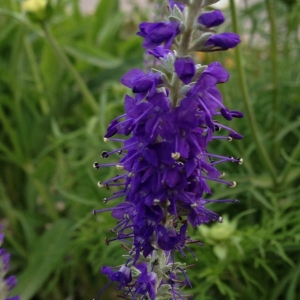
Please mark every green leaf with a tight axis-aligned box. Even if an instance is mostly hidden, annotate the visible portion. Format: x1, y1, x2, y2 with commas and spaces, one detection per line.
14, 219, 74, 300
64, 44, 122, 69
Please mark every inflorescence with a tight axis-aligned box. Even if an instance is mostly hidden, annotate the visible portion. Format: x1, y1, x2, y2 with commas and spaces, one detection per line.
0, 225, 19, 300
93, 1, 243, 299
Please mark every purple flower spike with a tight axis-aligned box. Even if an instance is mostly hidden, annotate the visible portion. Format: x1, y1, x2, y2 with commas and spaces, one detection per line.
198, 10, 225, 27
204, 32, 241, 50
175, 57, 196, 84
137, 21, 180, 49
94, 1, 243, 299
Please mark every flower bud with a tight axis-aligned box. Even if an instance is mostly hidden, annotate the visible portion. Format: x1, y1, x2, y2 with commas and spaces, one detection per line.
21, 0, 52, 22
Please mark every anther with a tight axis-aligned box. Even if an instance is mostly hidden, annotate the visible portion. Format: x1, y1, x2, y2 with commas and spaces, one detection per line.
105, 184, 109, 190
218, 216, 223, 223
233, 199, 240, 203
191, 203, 197, 208
218, 172, 225, 179
177, 161, 184, 166
93, 162, 100, 169
128, 172, 134, 177
105, 237, 110, 245
92, 209, 96, 215
229, 156, 234, 161
230, 181, 237, 188
103, 138, 109, 142
171, 152, 181, 160
103, 198, 108, 204
153, 199, 160, 205
118, 150, 123, 155
97, 181, 104, 188
111, 228, 117, 233
215, 125, 221, 132
227, 136, 233, 142
101, 151, 109, 158
237, 158, 243, 165
124, 213, 130, 219
116, 164, 124, 170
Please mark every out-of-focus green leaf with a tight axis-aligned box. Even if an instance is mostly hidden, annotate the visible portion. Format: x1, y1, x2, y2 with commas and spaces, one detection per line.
63, 44, 122, 69
13, 219, 74, 300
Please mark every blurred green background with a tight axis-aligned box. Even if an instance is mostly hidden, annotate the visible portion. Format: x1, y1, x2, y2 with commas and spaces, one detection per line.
0, 0, 299, 299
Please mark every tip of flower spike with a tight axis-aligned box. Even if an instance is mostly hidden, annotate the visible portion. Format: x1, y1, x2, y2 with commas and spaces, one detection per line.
93, 162, 100, 169
230, 181, 237, 188
171, 152, 181, 160
116, 164, 124, 170
237, 158, 243, 165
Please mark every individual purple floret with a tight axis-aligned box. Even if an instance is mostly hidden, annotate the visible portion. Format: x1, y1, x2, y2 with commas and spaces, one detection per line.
198, 10, 225, 27
204, 32, 241, 51
137, 21, 180, 49
174, 57, 196, 84
93, 1, 243, 299
0, 225, 19, 300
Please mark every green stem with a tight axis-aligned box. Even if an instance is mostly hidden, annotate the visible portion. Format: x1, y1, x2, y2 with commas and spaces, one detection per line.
23, 36, 50, 115
229, 0, 278, 184
41, 22, 98, 112
177, 0, 203, 56
265, 0, 279, 161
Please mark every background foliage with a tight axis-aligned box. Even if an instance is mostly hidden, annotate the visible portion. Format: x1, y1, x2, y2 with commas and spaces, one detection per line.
0, 0, 299, 299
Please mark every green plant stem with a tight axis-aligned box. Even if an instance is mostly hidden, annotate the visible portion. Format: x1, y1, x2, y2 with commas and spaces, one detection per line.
229, 0, 277, 184
41, 22, 98, 112
265, 0, 279, 161
23, 37, 50, 115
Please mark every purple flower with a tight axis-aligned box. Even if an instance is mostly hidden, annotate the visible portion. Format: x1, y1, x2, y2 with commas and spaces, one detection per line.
101, 265, 132, 286
198, 10, 225, 27
204, 32, 241, 50
147, 46, 172, 59
121, 68, 163, 102
0, 226, 19, 300
137, 21, 180, 49
134, 263, 158, 300
174, 57, 196, 84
